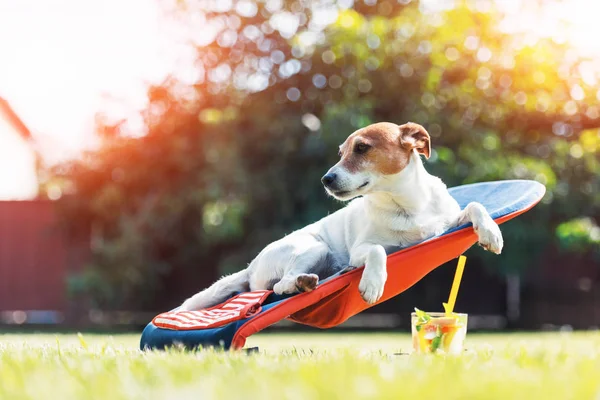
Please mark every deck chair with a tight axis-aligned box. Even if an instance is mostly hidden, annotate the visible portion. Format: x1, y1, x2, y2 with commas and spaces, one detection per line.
140, 180, 545, 351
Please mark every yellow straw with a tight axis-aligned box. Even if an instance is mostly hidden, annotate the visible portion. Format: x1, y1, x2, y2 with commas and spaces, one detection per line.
443, 255, 467, 315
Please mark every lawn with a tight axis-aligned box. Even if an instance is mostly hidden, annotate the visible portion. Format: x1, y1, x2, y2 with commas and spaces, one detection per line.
1, 331, 599, 399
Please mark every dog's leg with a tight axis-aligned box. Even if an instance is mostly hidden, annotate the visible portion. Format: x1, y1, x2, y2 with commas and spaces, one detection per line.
272, 242, 328, 295
351, 244, 387, 305
456, 202, 503, 254
273, 273, 320, 294
180, 269, 249, 311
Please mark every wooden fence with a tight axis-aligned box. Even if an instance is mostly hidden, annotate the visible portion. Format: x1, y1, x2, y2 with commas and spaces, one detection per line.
0, 201, 89, 324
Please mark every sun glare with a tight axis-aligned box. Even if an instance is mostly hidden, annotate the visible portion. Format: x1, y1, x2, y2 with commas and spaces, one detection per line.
0, 0, 174, 164
0, 0, 599, 200
0, 114, 38, 200
556, 1, 600, 60
498, 0, 600, 63
1, 0, 599, 161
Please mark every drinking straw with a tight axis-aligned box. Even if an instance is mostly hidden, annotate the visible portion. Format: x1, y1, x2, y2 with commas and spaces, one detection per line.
443, 255, 467, 315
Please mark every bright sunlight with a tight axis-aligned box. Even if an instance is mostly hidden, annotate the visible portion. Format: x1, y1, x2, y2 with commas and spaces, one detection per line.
0, 0, 599, 199
0, 0, 177, 199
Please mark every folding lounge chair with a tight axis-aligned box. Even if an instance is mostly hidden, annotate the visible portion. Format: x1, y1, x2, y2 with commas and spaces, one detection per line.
140, 179, 545, 351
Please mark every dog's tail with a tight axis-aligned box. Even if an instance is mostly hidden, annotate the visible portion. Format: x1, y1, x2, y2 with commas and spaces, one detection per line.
179, 269, 250, 311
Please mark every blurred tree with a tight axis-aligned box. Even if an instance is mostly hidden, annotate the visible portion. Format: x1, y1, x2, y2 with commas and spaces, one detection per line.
53, 0, 600, 312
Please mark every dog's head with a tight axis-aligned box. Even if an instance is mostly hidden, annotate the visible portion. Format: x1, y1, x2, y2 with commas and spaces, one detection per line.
321, 122, 430, 200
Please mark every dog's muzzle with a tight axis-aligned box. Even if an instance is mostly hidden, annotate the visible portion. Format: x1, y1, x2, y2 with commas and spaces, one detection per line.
321, 172, 338, 189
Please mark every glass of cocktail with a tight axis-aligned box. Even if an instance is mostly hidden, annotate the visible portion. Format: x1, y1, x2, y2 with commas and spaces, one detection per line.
411, 309, 468, 355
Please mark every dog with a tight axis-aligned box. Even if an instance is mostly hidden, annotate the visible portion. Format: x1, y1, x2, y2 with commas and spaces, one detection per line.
179, 122, 503, 311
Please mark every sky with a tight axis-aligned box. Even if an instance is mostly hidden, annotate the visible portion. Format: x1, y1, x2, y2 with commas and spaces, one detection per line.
1, 0, 600, 200
0, 0, 181, 199
0, 0, 173, 157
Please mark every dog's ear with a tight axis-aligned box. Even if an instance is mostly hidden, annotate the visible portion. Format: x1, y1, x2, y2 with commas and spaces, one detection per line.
399, 122, 431, 159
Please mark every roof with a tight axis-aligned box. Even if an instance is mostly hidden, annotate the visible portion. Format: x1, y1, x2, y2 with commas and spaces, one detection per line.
0, 96, 32, 140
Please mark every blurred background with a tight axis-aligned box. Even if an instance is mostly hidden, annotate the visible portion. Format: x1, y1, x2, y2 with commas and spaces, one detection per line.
0, 0, 599, 332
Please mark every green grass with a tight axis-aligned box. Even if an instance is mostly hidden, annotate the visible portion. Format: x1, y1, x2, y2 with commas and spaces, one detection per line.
1, 332, 600, 399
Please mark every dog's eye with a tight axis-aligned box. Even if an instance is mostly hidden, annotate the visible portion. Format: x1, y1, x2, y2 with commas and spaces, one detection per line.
354, 143, 371, 154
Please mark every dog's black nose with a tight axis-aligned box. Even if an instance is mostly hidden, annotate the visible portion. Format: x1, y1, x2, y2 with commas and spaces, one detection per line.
321, 173, 337, 186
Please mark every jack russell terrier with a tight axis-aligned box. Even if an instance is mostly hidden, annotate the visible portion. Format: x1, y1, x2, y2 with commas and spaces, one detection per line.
180, 122, 503, 310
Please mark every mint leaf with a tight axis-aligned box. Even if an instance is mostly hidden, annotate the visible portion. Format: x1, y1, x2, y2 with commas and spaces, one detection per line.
431, 335, 442, 352
414, 308, 431, 325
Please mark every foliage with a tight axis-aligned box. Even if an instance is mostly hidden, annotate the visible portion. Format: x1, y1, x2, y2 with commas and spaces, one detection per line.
556, 217, 600, 255
52, 0, 600, 309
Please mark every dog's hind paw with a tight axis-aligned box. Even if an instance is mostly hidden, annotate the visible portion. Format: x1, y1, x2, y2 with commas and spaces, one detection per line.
295, 274, 319, 292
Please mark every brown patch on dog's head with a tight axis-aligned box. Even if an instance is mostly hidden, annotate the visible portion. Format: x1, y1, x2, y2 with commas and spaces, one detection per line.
338, 122, 430, 176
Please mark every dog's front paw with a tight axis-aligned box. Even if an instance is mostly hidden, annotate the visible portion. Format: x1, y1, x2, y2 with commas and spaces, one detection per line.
475, 220, 503, 254
358, 272, 386, 305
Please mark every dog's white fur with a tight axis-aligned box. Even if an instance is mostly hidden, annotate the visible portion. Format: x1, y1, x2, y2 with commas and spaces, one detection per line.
180, 122, 503, 311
